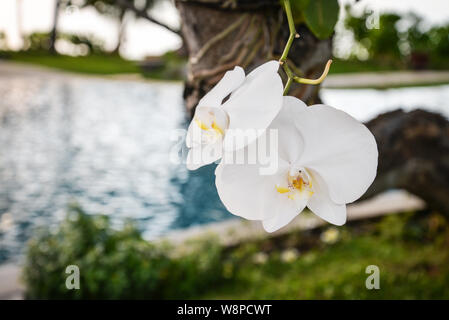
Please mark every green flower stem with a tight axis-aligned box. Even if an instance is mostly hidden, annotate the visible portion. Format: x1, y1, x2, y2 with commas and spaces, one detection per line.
279, 0, 298, 65
279, 0, 333, 95
283, 77, 293, 95
294, 59, 333, 85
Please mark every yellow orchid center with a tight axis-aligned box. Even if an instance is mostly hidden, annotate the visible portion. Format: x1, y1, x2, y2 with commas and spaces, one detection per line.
275, 186, 290, 194
194, 119, 209, 131
275, 168, 314, 200
194, 109, 226, 141
211, 121, 224, 136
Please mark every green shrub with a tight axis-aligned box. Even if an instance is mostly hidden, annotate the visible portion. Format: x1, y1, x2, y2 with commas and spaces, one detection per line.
23, 205, 224, 299
343, 7, 449, 70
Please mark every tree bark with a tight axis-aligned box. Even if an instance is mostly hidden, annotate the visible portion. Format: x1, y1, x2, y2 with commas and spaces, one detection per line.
364, 109, 449, 215
175, 0, 332, 116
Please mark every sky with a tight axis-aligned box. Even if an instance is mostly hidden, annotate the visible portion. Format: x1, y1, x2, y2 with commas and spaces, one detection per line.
0, 0, 448, 60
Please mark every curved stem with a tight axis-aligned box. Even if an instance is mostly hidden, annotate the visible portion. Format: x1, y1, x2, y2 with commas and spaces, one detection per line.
279, 0, 332, 95
294, 59, 333, 85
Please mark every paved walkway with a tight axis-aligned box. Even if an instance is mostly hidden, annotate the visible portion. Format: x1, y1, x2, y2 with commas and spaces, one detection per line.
0, 263, 24, 300
162, 190, 425, 247
323, 70, 449, 89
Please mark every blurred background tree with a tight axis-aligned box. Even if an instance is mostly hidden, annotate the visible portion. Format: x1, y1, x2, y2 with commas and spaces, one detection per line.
78, 0, 181, 53
0, 32, 7, 50
344, 6, 449, 70
344, 8, 402, 67
46, 0, 181, 55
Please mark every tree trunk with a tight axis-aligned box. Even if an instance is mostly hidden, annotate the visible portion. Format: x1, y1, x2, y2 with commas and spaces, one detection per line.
112, 8, 127, 55
175, 0, 332, 117
49, 0, 61, 54
364, 109, 449, 215
16, 0, 24, 48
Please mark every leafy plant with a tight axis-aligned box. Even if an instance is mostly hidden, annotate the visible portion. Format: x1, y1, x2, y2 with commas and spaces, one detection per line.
290, 0, 340, 39
304, 0, 340, 39
23, 205, 224, 299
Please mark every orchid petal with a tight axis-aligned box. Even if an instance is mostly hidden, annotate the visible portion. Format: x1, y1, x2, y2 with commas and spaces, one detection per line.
215, 157, 289, 221
222, 61, 283, 150
185, 117, 201, 149
269, 96, 307, 163
294, 104, 378, 204
307, 169, 347, 225
262, 194, 307, 233
186, 141, 222, 170
197, 66, 245, 108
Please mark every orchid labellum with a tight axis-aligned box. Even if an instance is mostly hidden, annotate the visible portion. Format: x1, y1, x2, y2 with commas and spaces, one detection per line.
186, 61, 283, 170
215, 96, 378, 232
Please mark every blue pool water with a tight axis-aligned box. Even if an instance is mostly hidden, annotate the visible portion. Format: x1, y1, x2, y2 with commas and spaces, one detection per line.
0, 71, 231, 263
1, 66, 449, 264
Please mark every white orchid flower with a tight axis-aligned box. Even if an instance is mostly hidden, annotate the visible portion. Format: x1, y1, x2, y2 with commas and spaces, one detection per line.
215, 96, 378, 232
186, 61, 283, 170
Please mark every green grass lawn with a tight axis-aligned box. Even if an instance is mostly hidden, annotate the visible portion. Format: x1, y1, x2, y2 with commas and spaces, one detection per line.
201, 212, 449, 299
0, 50, 187, 80
1, 51, 139, 75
